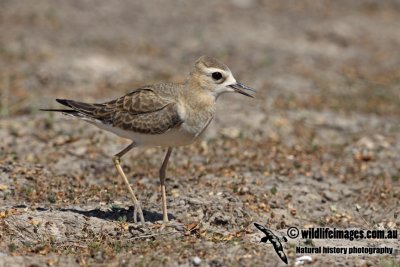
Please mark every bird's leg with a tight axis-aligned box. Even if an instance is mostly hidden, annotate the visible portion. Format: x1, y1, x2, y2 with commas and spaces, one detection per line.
113, 142, 145, 225
159, 147, 172, 223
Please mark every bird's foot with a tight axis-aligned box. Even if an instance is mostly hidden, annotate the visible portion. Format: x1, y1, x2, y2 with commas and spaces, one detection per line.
163, 214, 169, 224
159, 220, 186, 232
133, 202, 145, 226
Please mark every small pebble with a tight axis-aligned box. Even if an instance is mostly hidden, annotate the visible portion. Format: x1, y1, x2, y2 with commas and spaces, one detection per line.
192, 256, 201, 266
188, 198, 202, 205
295, 255, 312, 266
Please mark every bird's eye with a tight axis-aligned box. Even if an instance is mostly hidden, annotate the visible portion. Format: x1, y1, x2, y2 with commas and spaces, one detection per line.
212, 72, 222, 80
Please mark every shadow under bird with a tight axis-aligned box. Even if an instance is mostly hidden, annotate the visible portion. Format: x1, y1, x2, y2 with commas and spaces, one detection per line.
41, 56, 256, 225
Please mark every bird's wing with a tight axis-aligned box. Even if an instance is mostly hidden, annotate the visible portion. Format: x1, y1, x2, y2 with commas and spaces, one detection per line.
56, 87, 183, 135
272, 243, 288, 264
254, 223, 274, 236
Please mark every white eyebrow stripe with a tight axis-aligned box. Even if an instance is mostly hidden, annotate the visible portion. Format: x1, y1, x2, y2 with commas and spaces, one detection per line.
204, 67, 229, 74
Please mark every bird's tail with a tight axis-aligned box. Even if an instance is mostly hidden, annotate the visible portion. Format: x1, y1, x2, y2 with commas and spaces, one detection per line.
40, 99, 91, 116
40, 108, 78, 114
40, 99, 95, 116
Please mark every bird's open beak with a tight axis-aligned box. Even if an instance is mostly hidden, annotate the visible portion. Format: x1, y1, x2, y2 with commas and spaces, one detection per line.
228, 82, 256, 98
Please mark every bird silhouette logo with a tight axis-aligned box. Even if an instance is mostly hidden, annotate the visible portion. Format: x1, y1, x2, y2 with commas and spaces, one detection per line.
254, 223, 288, 264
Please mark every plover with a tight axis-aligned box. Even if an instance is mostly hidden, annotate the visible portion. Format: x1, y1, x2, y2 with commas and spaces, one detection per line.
42, 56, 255, 224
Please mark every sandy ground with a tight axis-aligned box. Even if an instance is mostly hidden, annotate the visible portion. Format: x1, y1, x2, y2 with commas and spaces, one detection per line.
0, 1, 400, 266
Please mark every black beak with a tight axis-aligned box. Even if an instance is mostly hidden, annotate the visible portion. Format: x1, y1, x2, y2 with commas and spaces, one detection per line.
228, 82, 256, 98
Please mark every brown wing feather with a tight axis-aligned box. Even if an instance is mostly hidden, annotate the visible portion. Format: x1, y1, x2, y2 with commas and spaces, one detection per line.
56, 88, 183, 135
102, 89, 171, 115
112, 103, 183, 134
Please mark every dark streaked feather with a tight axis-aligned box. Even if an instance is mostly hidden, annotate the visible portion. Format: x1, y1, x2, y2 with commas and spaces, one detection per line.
44, 87, 183, 135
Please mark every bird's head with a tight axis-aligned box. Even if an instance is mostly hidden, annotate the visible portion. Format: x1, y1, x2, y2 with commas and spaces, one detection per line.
189, 56, 255, 99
